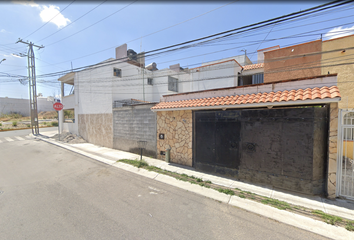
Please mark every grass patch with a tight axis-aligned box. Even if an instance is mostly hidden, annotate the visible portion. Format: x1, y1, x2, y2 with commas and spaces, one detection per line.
312, 210, 342, 225
12, 121, 17, 127
261, 197, 292, 210
346, 220, 354, 231
51, 122, 58, 127
0, 123, 2, 126
119, 159, 149, 168
43, 122, 47, 125
26, 124, 30, 128
239, 194, 246, 198
217, 188, 235, 195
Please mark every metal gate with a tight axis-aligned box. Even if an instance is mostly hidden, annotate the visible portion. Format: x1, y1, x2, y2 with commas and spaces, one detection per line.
338, 110, 354, 199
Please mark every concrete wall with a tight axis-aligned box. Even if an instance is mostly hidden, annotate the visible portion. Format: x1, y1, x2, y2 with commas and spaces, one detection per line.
0, 97, 55, 116
264, 40, 322, 83
112, 104, 157, 157
156, 110, 193, 166
321, 35, 354, 109
78, 113, 113, 148
62, 122, 78, 135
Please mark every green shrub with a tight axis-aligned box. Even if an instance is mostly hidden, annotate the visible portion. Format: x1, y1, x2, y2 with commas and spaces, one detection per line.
43, 122, 47, 125
51, 122, 58, 127
0, 123, 2, 126
12, 121, 17, 127
26, 124, 31, 128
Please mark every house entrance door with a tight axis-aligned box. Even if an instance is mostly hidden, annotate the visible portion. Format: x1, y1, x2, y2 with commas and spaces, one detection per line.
338, 110, 354, 200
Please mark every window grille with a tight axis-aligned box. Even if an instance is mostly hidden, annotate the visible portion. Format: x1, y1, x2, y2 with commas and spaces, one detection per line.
113, 68, 122, 77
168, 76, 178, 92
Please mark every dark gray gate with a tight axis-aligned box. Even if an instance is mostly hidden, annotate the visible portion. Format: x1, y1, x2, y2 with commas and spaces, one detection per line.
194, 107, 328, 194
195, 111, 241, 170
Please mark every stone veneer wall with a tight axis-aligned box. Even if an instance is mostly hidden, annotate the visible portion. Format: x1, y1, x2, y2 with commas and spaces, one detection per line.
327, 102, 338, 198
156, 110, 192, 166
78, 113, 113, 148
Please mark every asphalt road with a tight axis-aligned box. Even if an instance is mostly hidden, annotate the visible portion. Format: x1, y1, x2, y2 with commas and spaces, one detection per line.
0, 126, 57, 138
0, 132, 329, 240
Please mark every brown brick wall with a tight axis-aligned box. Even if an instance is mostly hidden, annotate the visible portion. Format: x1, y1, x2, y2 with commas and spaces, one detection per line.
264, 40, 322, 83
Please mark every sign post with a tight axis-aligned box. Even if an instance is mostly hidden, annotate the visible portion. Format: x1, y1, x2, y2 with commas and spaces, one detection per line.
53, 102, 64, 141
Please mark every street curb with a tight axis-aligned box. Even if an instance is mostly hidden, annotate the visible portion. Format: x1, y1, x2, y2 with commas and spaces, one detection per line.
36, 136, 354, 239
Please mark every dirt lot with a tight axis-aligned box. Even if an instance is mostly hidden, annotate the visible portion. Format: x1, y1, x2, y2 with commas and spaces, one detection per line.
0, 111, 59, 131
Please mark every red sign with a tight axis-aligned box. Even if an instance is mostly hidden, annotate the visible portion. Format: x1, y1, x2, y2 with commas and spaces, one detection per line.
53, 102, 64, 111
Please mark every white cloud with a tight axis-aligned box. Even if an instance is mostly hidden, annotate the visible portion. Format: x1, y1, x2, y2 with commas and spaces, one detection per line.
13, 1, 71, 28
324, 26, 354, 40
0, 29, 6, 33
39, 5, 71, 28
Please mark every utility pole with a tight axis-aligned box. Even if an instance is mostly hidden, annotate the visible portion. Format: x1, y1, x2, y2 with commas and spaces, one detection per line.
16, 38, 44, 135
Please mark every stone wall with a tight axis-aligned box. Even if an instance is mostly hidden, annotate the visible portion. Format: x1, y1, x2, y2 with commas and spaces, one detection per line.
327, 102, 338, 198
78, 113, 113, 148
156, 110, 192, 166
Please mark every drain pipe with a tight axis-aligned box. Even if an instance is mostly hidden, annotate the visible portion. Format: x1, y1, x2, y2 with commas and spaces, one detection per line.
165, 145, 171, 163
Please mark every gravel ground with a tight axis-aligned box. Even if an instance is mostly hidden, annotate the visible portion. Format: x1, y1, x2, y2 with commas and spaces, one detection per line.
51, 132, 87, 144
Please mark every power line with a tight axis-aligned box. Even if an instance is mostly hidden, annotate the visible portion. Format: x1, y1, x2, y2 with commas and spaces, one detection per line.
38, 0, 107, 43
45, 0, 137, 47
37, 0, 350, 71
23, 0, 76, 39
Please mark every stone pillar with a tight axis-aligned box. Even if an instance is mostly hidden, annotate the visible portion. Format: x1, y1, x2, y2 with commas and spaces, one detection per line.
327, 102, 339, 198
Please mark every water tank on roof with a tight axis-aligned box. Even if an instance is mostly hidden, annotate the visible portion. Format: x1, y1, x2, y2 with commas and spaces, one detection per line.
127, 49, 138, 61
145, 62, 157, 71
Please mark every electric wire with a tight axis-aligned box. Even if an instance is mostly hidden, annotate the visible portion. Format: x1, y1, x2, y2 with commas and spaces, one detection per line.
45, 0, 137, 47
23, 0, 76, 39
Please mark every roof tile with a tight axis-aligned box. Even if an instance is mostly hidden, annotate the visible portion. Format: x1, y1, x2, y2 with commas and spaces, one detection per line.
151, 86, 341, 110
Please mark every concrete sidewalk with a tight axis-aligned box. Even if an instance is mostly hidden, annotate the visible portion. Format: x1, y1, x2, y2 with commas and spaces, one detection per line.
35, 130, 354, 239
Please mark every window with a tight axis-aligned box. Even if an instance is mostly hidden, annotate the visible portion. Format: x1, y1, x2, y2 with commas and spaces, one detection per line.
168, 76, 178, 92
147, 78, 153, 85
113, 68, 122, 77
238, 73, 264, 86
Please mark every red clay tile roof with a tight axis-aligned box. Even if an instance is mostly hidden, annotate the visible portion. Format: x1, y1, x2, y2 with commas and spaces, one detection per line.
151, 86, 340, 110
242, 63, 264, 70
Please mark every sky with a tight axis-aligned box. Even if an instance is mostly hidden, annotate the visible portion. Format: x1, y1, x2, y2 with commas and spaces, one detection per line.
1, 0, 354, 99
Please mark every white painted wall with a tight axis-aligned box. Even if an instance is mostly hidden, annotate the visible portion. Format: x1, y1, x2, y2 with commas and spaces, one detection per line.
0, 97, 55, 116
63, 55, 255, 118
62, 94, 75, 109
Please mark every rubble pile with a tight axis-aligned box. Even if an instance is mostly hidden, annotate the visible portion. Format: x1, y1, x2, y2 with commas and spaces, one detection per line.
52, 132, 86, 144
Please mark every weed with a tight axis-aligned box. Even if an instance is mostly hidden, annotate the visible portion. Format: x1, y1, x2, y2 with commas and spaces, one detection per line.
190, 181, 197, 185
205, 180, 212, 184
250, 196, 256, 200
346, 220, 354, 231
0, 123, 2, 126
312, 210, 342, 225
26, 124, 30, 128
119, 159, 149, 168
43, 122, 47, 125
196, 178, 203, 182
51, 122, 58, 127
12, 121, 17, 127
217, 188, 235, 195
190, 175, 196, 179
205, 185, 211, 188
234, 188, 241, 191
261, 198, 292, 210
181, 173, 189, 178
199, 183, 205, 187
239, 194, 246, 198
